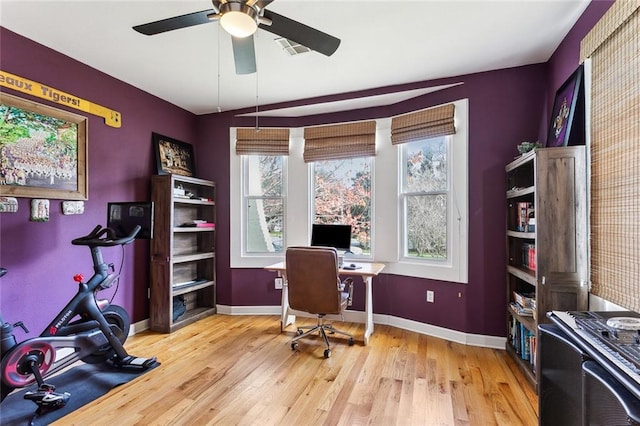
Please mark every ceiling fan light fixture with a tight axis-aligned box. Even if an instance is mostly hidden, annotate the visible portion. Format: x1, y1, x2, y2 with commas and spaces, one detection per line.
219, 3, 258, 38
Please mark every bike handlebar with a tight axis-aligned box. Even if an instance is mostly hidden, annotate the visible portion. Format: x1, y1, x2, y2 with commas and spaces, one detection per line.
71, 225, 140, 247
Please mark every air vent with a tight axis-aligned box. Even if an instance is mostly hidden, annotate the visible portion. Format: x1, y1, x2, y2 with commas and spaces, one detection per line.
274, 38, 311, 56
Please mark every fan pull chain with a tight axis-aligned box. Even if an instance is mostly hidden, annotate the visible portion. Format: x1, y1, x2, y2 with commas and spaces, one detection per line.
255, 34, 260, 131
216, 25, 222, 113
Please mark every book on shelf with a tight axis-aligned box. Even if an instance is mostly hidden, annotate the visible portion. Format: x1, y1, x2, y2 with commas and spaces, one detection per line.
173, 192, 212, 202
521, 242, 536, 271
513, 291, 535, 308
517, 202, 534, 232
509, 317, 536, 363
510, 302, 533, 317
172, 278, 207, 289
180, 220, 215, 228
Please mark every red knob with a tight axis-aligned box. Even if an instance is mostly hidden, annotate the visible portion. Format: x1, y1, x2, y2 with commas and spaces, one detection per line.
73, 274, 84, 283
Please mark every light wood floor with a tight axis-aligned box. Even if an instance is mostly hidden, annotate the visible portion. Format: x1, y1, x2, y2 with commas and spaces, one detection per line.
54, 315, 538, 425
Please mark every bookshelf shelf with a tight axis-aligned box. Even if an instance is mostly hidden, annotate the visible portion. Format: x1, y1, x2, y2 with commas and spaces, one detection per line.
505, 147, 588, 391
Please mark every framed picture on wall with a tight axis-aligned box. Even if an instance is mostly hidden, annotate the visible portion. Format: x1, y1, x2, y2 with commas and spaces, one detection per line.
0, 92, 88, 200
152, 132, 195, 177
546, 65, 584, 147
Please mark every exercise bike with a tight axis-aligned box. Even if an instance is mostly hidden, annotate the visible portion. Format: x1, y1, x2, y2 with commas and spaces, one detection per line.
0, 225, 158, 412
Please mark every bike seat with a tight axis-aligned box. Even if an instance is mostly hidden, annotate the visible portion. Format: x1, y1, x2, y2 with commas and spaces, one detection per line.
0, 268, 7, 278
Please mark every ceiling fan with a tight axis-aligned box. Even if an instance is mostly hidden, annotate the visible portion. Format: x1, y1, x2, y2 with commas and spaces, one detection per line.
133, 0, 341, 75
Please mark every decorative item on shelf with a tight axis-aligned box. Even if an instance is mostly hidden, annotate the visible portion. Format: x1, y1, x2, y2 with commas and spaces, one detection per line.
527, 217, 536, 232
173, 185, 186, 197
517, 141, 541, 155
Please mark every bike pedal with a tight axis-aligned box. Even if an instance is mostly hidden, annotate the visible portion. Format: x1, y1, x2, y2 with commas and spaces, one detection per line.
24, 390, 71, 410
113, 355, 158, 370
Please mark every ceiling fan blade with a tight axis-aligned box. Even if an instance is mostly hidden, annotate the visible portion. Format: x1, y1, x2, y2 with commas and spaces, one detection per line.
232, 36, 257, 75
259, 10, 340, 57
133, 10, 215, 35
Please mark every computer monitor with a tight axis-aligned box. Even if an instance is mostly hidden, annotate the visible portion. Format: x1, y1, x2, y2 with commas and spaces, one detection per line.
107, 202, 154, 239
310, 224, 352, 251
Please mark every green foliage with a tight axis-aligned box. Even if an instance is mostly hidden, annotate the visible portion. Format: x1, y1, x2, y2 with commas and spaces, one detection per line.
0, 105, 77, 154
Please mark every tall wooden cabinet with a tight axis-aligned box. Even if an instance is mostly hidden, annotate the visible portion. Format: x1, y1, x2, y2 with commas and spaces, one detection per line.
505, 146, 588, 389
150, 174, 216, 333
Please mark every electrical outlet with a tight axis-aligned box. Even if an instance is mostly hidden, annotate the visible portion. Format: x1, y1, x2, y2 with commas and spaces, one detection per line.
426, 290, 435, 303
275, 277, 283, 290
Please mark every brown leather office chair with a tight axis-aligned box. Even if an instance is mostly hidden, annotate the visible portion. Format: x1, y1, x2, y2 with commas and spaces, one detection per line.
286, 246, 354, 358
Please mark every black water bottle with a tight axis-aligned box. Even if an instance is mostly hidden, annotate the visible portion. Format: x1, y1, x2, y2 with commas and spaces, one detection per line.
0, 321, 17, 356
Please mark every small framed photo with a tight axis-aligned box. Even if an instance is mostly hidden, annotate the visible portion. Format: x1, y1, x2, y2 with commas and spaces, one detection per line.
546, 65, 583, 147
152, 133, 195, 177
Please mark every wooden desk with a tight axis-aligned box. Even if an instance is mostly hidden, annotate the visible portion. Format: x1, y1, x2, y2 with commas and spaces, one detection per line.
265, 262, 385, 345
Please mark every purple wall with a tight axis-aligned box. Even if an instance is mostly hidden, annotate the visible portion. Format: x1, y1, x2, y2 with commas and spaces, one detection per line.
0, 28, 196, 335
0, 0, 613, 339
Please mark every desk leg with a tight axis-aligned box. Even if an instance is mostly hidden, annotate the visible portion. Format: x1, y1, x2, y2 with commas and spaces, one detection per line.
280, 273, 295, 332
363, 275, 374, 345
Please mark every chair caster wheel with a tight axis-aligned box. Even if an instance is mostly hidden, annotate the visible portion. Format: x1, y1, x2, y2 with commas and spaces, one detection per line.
296, 329, 304, 336
348, 338, 355, 346
324, 349, 331, 358
291, 342, 299, 351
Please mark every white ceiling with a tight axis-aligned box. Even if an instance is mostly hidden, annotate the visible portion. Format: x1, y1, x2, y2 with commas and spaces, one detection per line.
0, 0, 590, 116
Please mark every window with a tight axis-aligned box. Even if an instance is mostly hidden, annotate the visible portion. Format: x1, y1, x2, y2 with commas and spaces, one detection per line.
312, 157, 372, 255
230, 99, 467, 283
400, 136, 449, 260
379, 100, 467, 283
242, 155, 285, 254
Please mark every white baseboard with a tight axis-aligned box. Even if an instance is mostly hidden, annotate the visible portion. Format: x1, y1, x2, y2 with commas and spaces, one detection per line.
215, 304, 506, 350
130, 318, 150, 335
216, 305, 281, 316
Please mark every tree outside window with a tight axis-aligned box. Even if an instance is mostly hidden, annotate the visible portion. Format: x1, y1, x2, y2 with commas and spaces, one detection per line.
313, 157, 371, 254
401, 136, 448, 259
244, 155, 284, 253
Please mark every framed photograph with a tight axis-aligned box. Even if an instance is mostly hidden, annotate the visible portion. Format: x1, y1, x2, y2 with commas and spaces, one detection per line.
546, 65, 583, 147
0, 93, 88, 200
152, 133, 195, 177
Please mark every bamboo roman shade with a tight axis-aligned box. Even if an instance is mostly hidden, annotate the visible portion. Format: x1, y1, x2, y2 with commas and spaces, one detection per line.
391, 103, 456, 145
235, 128, 290, 155
580, 2, 640, 312
303, 121, 376, 163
